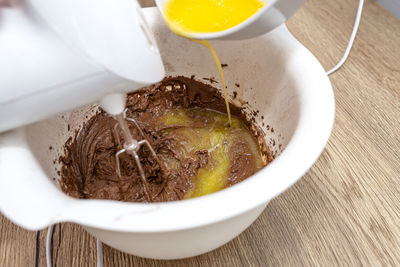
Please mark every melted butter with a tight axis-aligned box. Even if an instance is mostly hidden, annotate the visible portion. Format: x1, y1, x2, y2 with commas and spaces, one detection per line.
160, 108, 263, 198
163, 0, 265, 35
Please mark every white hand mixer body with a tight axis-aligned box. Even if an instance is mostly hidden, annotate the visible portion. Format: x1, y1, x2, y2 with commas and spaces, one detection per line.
0, 0, 165, 132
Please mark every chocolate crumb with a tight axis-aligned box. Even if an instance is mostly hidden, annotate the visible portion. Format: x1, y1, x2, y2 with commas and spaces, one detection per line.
270, 139, 276, 146
203, 77, 218, 84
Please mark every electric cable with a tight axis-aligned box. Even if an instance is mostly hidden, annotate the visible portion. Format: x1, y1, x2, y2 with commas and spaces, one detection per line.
46, 224, 54, 267
96, 239, 104, 267
326, 0, 364, 75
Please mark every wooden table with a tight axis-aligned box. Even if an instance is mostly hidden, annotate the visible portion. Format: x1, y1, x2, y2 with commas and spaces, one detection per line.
1, 0, 399, 265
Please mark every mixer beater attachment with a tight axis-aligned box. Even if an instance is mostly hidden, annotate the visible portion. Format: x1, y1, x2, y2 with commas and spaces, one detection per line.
114, 109, 166, 200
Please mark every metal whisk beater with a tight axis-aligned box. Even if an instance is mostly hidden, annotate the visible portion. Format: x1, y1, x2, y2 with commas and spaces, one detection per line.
113, 109, 165, 200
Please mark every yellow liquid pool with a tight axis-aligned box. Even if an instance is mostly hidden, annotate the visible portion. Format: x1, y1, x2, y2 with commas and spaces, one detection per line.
160, 108, 264, 198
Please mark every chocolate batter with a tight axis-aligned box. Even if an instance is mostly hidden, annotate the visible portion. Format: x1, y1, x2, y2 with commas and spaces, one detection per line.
60, 76, 271, 202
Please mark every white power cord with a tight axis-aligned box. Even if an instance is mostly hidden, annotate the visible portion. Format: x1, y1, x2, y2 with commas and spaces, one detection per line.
46, 224, 54, 267
45, 224, 104, 267
96, 239, 104, 267
44, 1, 364, 266
326, 0, 364, 75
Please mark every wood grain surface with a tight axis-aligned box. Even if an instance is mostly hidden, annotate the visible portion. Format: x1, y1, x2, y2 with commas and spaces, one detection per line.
1, 0, 399, 266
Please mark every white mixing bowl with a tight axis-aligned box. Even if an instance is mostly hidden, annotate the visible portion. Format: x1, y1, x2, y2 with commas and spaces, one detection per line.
0, 8, 334, 259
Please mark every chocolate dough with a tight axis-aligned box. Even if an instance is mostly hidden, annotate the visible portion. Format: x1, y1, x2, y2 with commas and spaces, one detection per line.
59, 76, 271, 202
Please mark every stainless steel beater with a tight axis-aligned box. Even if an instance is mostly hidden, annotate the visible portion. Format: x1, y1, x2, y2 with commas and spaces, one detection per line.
113, 109, 165, 200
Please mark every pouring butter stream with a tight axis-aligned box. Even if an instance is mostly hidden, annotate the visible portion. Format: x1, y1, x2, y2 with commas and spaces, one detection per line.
162, 0, 265, 126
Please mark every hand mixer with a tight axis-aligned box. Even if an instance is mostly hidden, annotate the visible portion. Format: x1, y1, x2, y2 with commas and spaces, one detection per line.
0, 0, 169, 199
0, 0, 305, 199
